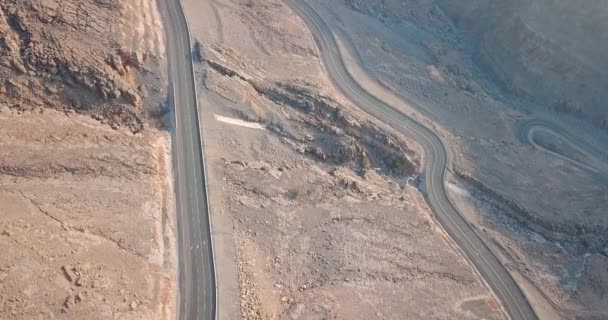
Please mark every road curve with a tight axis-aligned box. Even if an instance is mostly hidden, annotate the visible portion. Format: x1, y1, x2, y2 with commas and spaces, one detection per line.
518, 119, 608, 185
285, 1, 537, 319
156, 0, 217, 319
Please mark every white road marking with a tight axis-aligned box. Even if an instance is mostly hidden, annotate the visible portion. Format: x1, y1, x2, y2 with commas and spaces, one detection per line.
214, 114, 266, 130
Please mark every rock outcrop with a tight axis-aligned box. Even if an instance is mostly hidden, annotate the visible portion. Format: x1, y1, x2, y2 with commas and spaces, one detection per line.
0, 0, 165, 133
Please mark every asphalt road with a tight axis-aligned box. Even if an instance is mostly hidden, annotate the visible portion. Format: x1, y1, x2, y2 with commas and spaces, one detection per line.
157, 0, 217, 319
519, 119, 608, 185
284, 1, 538, 319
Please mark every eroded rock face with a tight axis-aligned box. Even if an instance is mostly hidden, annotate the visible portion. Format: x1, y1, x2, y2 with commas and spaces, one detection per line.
0, 0, 165, 133
1, 2, 140, 102
256, 81, 420, 177
204, 56, 420, 178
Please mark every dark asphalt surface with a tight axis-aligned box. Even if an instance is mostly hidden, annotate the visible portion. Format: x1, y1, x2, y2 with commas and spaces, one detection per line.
285, 1, 538, 319
157, 0, 217, 319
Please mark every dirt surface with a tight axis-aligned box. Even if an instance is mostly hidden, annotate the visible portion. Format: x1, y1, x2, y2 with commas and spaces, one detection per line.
0, 0, 176, 319
326, 0, 608, 318
183, 0, 505, 319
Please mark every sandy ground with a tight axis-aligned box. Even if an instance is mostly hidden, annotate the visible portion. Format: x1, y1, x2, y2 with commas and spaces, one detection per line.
0, 0, 176, 319
182, 0, 505, 319
0, 109, 177, 320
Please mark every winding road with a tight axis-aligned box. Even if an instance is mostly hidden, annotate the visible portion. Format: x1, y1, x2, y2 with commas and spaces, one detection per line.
157, 0, 217, 319
285, 0, 538, 319
518, 119, 608, 185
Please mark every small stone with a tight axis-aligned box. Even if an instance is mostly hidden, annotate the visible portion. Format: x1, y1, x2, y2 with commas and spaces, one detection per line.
62, 265, 75, 283
11, 58, 27, 75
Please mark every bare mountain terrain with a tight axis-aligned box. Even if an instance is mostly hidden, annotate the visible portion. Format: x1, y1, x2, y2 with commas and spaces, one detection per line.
183, 0, 505, 318
0, 0, 167, 131
0, 1, 176, 319
3, 0, 606, 319
345, 0, 608, 129
438, 0, 608, 130
336, 0, 608, 318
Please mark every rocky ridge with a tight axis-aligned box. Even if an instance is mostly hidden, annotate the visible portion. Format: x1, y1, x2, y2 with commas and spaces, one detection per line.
0, 0, 165, 133
204, 54, 419, 179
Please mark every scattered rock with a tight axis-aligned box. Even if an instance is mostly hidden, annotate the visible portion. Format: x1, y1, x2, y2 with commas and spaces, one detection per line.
62, 265, 76, 283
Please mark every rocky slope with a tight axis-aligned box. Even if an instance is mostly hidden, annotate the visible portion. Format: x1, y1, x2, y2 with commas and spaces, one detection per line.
204, 56, 419, 178
183, 0, 506, 318
437, 0, 608, 129
0, 0, 166, 133
339, 0, 608, 318
0, 0, 176, 319
346, 0, 608, 129
200, 43, 501, 320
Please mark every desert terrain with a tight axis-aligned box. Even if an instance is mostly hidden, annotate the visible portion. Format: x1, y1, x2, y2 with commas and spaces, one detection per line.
0, 1, 176, 319
183, 0, 509, 319
2, 0, 606, 319
183, 0, 608, 319
317, 0, 608, 318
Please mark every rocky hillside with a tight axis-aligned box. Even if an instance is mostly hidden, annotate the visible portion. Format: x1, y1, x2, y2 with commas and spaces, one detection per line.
203, 50, 420, 178
339, 1, 608, 318
437, 0, 608, 128
345, 0, 608, 129
0, 0, 166, 132
0, 1, 176, 319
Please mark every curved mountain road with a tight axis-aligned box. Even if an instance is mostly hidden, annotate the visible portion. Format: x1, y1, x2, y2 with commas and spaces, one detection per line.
285, 1, 538, 319
518, 119, 608, 185
157, 0, 217, 319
